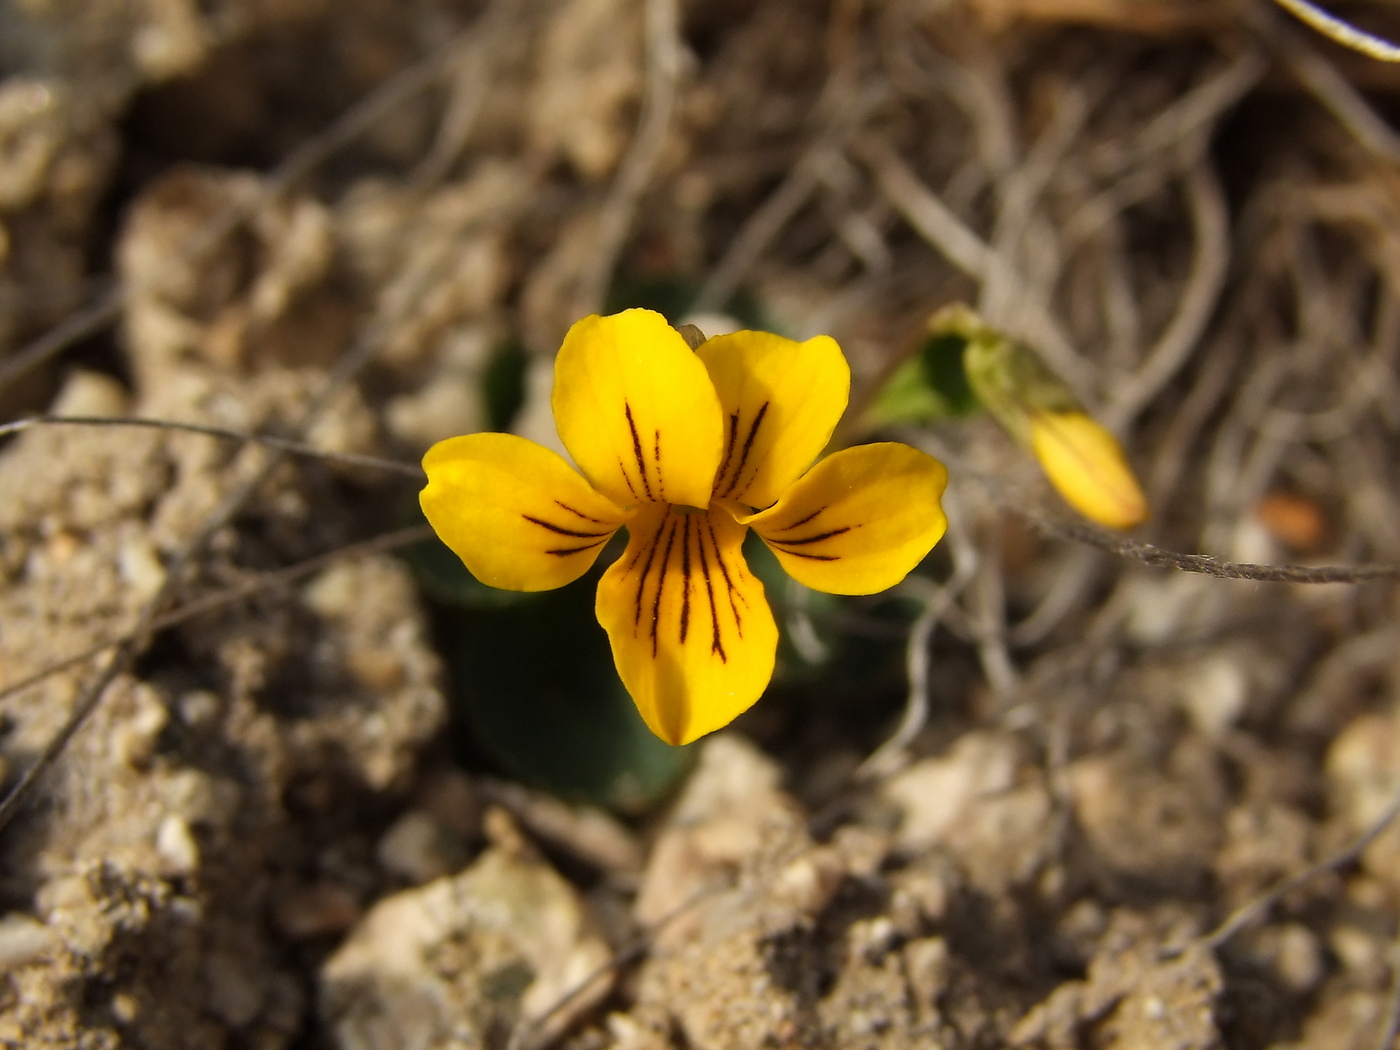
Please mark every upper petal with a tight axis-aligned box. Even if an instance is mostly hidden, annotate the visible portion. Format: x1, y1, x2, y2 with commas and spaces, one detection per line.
595, 504, 778, 746
740, 443, 948, 595
553, 310, 724, 509
696, 329, 850, 510
421, 432, 629, 592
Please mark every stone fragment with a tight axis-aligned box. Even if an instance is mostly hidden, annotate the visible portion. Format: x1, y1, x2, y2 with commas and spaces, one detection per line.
0, 913, 58, 970
321, 837, 612, 1050
375, 809, 469, 885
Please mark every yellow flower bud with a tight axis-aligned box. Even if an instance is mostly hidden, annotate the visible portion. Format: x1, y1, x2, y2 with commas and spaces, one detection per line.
1028, 411, 1148, 530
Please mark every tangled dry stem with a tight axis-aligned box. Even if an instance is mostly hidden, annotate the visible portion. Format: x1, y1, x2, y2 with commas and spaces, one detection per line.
3, 0, 1400, 1045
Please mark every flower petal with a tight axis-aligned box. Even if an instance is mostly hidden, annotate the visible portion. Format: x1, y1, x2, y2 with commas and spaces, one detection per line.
740, 443, 948, 595
596, 504, 778, 745
553, 309, 724, 509
696, 330, 850, 510
421, 432, 629, 592
1029, 411, 1148, 530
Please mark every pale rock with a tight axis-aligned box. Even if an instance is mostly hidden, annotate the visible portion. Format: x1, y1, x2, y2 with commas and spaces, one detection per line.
0, 913, 57, 970
1268, 924, 1325, 994
321, 843, 612, 1050
882, 731, 1020, 852
385, 378, 485, 451
527, 0, 643, 180
635, 734, 794, 927
0, 79, 65, 210
155, 814, 200, 875
49, 369, 130, 418
1329, 923, 1388, 986
114, 681, 169, 769
485, 778, 642, 874
1179, 650, 1248, 738
1121, 572, 1227, 647
1325, 712, 1400, 886
117, 534, 167, 601
129, 0, 207, 81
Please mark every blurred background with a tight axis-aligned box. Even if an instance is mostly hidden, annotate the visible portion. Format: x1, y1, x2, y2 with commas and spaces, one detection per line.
3, 0, 1400, 1047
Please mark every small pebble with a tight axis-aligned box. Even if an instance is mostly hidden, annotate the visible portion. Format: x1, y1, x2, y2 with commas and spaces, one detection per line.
155, 814, 200, 875
0, 913, 56, 969
110, 991, 139, 1024
115, 683, 168, 769
177, 690, 220, 727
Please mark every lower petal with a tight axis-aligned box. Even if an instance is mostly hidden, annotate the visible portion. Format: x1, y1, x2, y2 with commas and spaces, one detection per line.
595, 505, 777, 746
421, 432, 628, 592
741, 443, 948, 595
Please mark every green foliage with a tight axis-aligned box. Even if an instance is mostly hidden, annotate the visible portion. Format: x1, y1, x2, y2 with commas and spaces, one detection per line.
481, 337, 529, 432
437, 563, 693, 814
867, 330, 980, 426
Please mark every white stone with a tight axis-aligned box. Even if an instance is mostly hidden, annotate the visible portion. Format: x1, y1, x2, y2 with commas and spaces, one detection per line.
155, 814, 200, 875
0, 913, 57, 969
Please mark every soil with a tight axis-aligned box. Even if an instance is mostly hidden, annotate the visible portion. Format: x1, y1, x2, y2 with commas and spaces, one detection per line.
2, 1, 1400, 1048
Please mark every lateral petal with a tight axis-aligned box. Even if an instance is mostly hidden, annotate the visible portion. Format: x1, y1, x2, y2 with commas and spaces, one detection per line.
696, 330, 850, 510
595, 505, 778, 746
741, 443, 948, 595
553, 309, 725, 509
421, 432, 629, 592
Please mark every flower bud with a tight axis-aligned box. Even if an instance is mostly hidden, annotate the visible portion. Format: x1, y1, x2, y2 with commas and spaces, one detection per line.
1028, 410, 1148, 530
942, 303, 1149, 530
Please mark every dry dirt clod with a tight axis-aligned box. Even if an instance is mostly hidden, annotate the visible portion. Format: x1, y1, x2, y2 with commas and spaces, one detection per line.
320, 836, 613, 1050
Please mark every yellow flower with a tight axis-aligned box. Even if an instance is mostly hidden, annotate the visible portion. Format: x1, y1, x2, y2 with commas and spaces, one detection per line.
420, 309, 948, 745
1028, 411, 1148, 531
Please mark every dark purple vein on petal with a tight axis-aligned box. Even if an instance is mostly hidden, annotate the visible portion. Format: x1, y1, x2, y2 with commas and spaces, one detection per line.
767, 526, 852, 546
617, 457, 640, 500
715, 413, 739, 494
630, 517, 667, 628
770, 505, 829, 532
522, 514, 614, 539
679, 514, 692, 644
770, 548, 839, 561
546, 538, 609, 556
707, 519, 745, 637
653, 429, 664, 502
555, 500, 609, 524
625, 401, 654, 500
651, 515, 679, 657
697, 517, 726, 662
722, 401, 768, 498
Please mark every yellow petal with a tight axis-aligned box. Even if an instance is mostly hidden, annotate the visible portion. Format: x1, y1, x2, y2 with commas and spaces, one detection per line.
696, 330, 850, 510
421, 432, 629, 591
1029, 411, 1148, 530
553, 309, 724, 509
595, 504, 778, 745
740, 443, 948, 595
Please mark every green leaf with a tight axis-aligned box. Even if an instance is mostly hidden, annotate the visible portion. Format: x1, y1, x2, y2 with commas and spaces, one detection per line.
403, 525, 537, 609
481, 337, 529, 432
867, 330, 980, 426
439, 560, 693, 813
